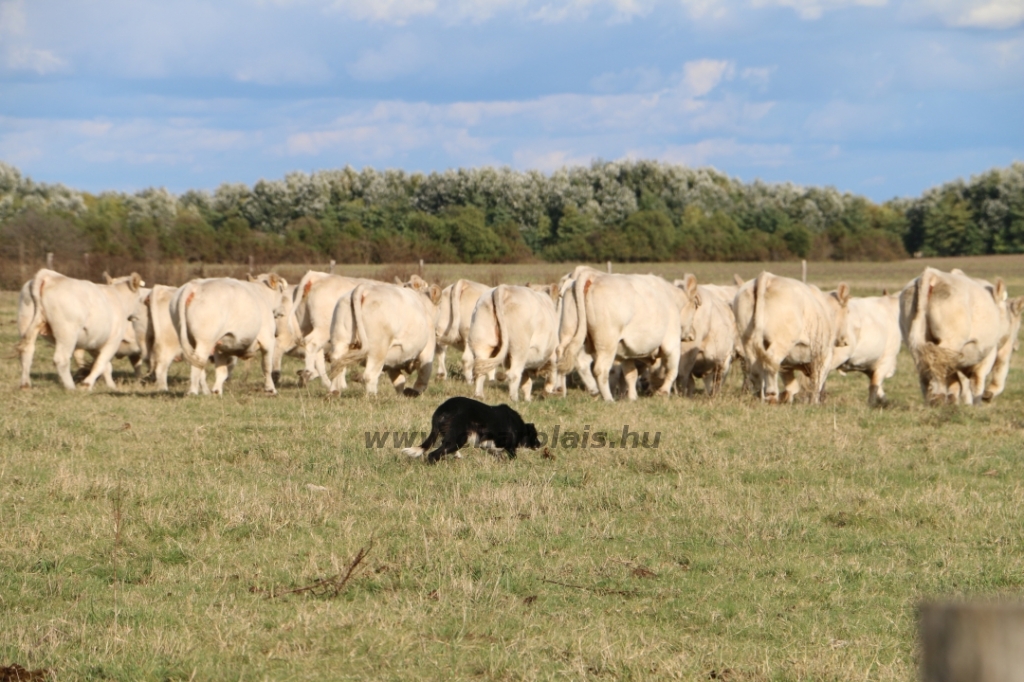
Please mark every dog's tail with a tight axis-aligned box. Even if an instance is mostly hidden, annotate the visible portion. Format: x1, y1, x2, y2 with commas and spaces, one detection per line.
403, 427, 440, 458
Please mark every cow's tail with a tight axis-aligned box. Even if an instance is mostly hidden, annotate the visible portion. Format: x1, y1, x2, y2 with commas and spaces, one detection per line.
443, 280, 466, 345
906, 268, 931, 359
557, 273, 593, 373
177, 282, 207, 369
907, 268, 958, 385
16, 271, 50, 353
750, 271, 778, 373
329, 286, 370, 375
473, 286, 509, 375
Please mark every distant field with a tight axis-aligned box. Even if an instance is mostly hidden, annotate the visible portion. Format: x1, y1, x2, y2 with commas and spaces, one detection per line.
3, 258, 1024, 680
7, 253, 1024, 297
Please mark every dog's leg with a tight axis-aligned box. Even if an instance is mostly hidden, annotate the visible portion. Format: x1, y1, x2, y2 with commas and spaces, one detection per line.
426, 439, 463, 463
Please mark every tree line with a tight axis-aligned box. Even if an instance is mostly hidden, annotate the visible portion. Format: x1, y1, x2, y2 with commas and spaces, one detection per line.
2, 159, 1022, 282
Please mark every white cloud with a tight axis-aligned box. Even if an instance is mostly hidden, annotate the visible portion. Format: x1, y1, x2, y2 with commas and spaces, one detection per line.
234, 51, 332, 85
0, 116, 255, 169
328, 0, 437, 23
656, 138, 791, 167
750, 0, 885, 20
0, 0, 27, 34
280, 57, 771, 168
740, 65, 776, 90
512, 147, 596, 171
803, 100, 895, 139
590, 67, 663, 93
680, 59, 735, 97
347, 35, 427, 81
901, 0, 1024, 28
0, 0, 67, 74
5, 45, 65, 73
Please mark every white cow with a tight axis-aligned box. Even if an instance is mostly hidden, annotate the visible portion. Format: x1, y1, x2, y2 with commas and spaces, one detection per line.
830, 293, 901, 406
145, 284, 211, 393
733, 272, 850, 404
900, 267, 1023, 405
557, 272, 699, 401
68, 278, 151, 383
327, 282, 440, 396
293, 272, 376, 389
171, 275, 291, 396
434, 279, 491, 382
674, 280, 738, 398
18, 269, 145, 390
468, 284, 559, 402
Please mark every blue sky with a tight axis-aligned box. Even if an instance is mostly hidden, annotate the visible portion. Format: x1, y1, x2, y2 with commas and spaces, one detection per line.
0, 0, 1021, 201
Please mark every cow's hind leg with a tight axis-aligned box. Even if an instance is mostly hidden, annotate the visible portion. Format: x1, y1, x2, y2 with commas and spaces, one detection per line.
210, 352, 234, 395
362, 353, 386, 395
81, 338, 120, 391
101, 360, 116, 390
462, 345, 476, 384
506, 358, 525, 402
520, 371, 535, 402
621, 360, 640, 401
387, 368, 407, 394
780, 369, 800, 403
592, 347, 618, 402
52, 337, 77, 390
18, 327, 41, 389
435, 345, 448, 380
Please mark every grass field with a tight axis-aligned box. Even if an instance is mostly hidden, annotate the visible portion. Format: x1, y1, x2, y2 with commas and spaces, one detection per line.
3, 258, 1024, 680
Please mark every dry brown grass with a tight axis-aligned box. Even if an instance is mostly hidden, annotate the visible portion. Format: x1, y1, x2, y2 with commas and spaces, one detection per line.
3, 257, 1024, 680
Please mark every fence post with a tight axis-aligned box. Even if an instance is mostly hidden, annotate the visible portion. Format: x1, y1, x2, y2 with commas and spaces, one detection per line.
46, 252, 54, 270
248, 255, 254, 274
419, 259, 424, 276
329, 259, 336, 274
607, 261, 612, 274
920, 601, 1024, 681
801, 259, 807, 283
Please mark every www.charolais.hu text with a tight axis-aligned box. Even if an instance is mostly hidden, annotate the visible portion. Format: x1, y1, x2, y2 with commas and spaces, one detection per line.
365, 425, 661, 449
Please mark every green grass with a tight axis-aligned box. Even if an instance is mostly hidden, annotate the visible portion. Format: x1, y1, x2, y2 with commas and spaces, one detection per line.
3, 260, 1024, 680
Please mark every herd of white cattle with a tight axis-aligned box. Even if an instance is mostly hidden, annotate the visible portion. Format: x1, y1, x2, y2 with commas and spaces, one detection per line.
14, 265, 1024, 406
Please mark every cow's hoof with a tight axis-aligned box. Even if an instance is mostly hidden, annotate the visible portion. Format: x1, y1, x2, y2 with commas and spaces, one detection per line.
296, 370, 311, 387
402, 388, 421, 398
982, 391, 995, 403
271, 370, 281, 387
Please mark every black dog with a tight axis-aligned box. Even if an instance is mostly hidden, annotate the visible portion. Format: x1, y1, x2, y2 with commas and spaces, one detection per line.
403, 397, 541, 463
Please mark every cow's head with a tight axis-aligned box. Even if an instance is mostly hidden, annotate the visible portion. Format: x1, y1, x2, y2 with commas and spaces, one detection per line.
404, 274, 431, 292
103, 271, 144, 291
527, 282, 560, 303
1009, 296, 1024, 352
249, 272, 287, 293
674, 274, 701, 342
